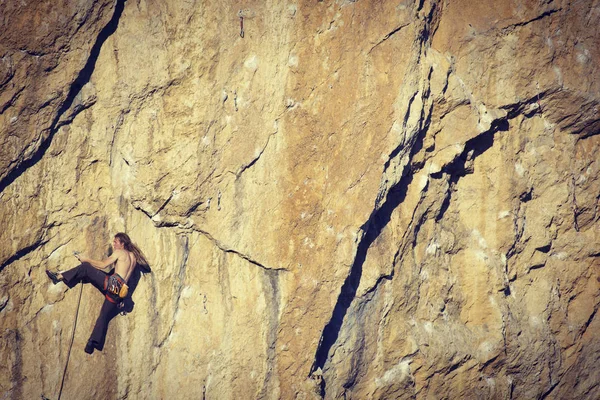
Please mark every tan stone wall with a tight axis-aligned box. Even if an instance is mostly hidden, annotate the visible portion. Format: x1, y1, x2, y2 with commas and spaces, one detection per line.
1, 0, 598, 399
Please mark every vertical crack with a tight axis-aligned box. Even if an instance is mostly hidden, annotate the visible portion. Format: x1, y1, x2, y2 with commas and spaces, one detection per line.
155, 234, 189, 348
257, 270, 281, 398
0, 0, 126, 194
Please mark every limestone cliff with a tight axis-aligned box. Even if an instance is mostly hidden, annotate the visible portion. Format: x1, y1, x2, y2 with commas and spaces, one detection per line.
1, 0, 599, 399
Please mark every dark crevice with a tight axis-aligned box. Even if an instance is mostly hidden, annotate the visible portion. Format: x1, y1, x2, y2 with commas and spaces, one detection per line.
536, 244, 551, 253
152, 220, 179, 228
309, 11, 439, 379
192, 228, 289, 273
368, 23, 411, 54
419, 3, 438, 45
435, 95, 547, 223
433, 118, 508, 222
223, 248, 287, 272
185, 200, 205, 216
520, 188, 533, 202
310, 115, 428, 376
153, 192, 174, 217
540, 381, 559, 400
235, 130, 277, 178
383, 92, 417, 171
577, 124, 600, 139
133, 203, 153, 220
360, 272, 394, 298
0, 0, 126, 195
501, 8, 562, 32
447, 360, 464, 374
0, 239, 48, 273
435, 186, 451, 221
0, 86, 25, 114
528, 263, 547, 272
579, 305, 598, 339
133, 204, 287, 272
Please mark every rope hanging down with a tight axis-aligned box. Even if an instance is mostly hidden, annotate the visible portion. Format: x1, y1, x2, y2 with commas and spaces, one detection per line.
57, 284, 84, 400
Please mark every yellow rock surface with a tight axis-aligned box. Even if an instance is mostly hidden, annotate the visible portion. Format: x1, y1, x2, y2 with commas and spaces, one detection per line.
1, 0, 599, 399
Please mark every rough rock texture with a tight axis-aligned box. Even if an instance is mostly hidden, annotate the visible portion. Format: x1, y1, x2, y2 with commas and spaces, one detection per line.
1, 0, 599, 399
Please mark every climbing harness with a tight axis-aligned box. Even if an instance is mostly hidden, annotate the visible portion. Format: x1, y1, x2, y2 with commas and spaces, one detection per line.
57, 283, 83, 400
105, 273, 128, 303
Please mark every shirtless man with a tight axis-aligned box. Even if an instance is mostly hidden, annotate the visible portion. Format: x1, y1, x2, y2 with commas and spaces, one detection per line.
79, 235, 137, 282
46, 232, 147, 354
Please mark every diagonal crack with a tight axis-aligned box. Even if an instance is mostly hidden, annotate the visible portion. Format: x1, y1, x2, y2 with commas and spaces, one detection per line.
501, 8, 562, 33
309, 6, 442, 384
0, 238, 49, 273
194, 228, 289, 273
310, 94, 431, 376
0, 0, 126, 195
0, 86, 25, 114
434, 93, 549, 223
153, 191, 175, 218
578, 302, 599, 340
368, 22, 412, 54
131, 204, 288, 273
233, 122, 280, 179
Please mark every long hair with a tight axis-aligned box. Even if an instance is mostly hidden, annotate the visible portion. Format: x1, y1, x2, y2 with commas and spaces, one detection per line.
115, 232, 151, 272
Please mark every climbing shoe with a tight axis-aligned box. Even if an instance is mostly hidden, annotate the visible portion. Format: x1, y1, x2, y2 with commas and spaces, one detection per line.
46, 270, 61, 285
84, 340, 97, 354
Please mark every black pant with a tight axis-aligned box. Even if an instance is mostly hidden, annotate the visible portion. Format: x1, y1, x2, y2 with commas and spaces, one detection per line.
61, 263, 118, 349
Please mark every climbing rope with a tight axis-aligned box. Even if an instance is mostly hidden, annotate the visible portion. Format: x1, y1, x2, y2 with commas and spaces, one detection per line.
57, 283, 84, 400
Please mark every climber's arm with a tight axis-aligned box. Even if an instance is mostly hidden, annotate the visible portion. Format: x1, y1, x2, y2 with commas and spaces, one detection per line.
79, 251, 120, 270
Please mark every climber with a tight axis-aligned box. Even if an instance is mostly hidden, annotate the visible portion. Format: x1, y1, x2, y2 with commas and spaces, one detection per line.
46, 232, 149, 354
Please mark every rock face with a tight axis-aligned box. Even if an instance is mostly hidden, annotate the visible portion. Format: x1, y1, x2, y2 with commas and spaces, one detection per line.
1, 0, 599, 399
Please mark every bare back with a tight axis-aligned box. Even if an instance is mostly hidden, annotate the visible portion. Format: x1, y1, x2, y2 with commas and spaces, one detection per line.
113, 249, 137, 282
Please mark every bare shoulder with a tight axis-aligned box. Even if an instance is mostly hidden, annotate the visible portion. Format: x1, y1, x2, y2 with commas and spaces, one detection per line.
113, 249, 127, 259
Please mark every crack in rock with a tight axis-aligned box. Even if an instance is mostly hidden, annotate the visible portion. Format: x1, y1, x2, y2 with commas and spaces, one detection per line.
501, 8, 562, 33
0, 0, 126, 195
1, 238, 49, 273
154, 235, 189, 348
309, 5, 441, 388
257, 270, 282, 398
310, 83, 431, 378
434, 94, 550, 225
0, 86, 25, 114
132, 205, 288, 273
234, 127, 278, 179
368, 22, 412, 54
194, 228, 288, 273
